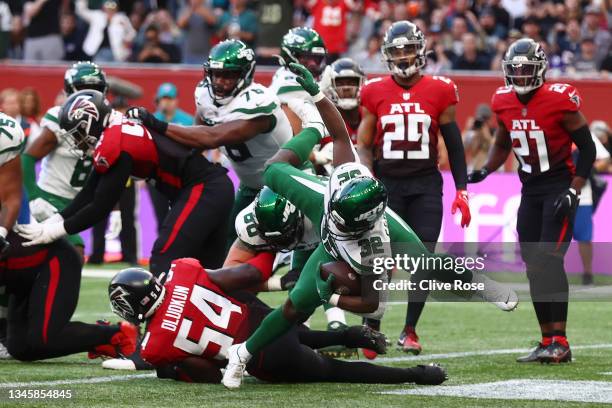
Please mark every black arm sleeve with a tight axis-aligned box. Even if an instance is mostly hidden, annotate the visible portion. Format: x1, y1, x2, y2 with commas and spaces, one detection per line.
569, 125, 596, 179
60, 170, 100, 219
63, 152, 133, 234
440, 121, 468, 190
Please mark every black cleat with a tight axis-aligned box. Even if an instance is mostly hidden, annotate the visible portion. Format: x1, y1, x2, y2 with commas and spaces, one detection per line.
538, 342, 572, 364
409, 363, 448, 385
516, 342, 547, 363
344, 325, 387, 354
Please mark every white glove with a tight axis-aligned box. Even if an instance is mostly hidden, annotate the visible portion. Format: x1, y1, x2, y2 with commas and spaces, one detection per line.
312, 142, 334, 165
43, 213, 64, 225
15, 222, 67, 246
29, 198, 58, 222
105, 210, 122, 240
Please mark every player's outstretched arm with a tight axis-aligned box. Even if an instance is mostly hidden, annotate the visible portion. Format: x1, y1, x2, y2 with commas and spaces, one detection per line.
467, 119, 512, 183
0, 155, 23, 233
208, 251, 276, 292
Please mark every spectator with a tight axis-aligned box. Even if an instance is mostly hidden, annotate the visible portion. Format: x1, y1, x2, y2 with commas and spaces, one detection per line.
501, 0, 527, 23
133, 24, 180, 63
76, 0, 136, 62
571, 37, 599, 74
0, 1, 10, 59
452, 33, 491, 70
177, 0, 218, 64
581, 5, 611, 66
446, 16, 469, 56
19, 87, 40, 126
129, 1, 147, 34
152, 9, 182, 46
591, 121, 612, 168
255, 0, 294, 64
0, 88, 28, 132
353, 34, 385, 72
600, 52, 612, 75
558, 18, 581, 56
464, 104, 495, 171
61, 12, 88, 61
484, 0, 510, 31
153, 83, 193, 125
22, 0, 64, 61
521, 16, 542, 42
479, 8, 507, 52
217, 0, 258, 48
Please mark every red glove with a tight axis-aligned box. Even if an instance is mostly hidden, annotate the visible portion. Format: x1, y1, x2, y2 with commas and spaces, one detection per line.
451, 189, 471, 228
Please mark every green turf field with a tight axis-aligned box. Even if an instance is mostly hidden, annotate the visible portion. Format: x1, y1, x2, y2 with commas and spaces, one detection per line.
1, 271, 611, 407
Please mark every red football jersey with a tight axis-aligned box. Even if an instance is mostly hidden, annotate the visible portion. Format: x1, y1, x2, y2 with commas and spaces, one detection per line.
320, 110, 359, 147
360, 75, 459, 178
492, 83, 580, 191
140, 258, 250, 367
311, 0, 350, 54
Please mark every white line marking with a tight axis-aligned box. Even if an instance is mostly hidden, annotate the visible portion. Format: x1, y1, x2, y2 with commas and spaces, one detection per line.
0, 373, 156, 388
381, 379, 612, 404
82, 269, 117, 278
371, 343, 612, 363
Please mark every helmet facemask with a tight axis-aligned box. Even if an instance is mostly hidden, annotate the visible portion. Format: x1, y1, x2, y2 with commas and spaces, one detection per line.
502, 58, 546, 95
382, 39, 426, 79
257, 212, 305, 252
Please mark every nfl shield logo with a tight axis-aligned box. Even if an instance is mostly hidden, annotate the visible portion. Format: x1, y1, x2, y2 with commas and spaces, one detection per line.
521, 108, 528, 117
403, 93, 410, 100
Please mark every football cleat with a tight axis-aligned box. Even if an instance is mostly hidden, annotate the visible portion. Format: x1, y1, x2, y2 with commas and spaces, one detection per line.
318, 322, 357, 358
0, 342, 12, 359
280, 268, 301, 291
101, 348, 153, 370
222, 343, 249, 389
409, 363, 448, 385
538, 342, 572, 364
344, 325, 386, 355
88, 321, 138, 360
472, 274, 519, 311
397, 326, 422, 355
516, 342, 547, 363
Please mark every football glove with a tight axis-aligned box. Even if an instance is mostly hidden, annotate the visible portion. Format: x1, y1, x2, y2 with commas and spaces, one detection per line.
0, 227, 9, 259
289, 63, 320, 97
15, 222, 67, 246
105, 210, 122, 240
29, 197, 58, 222
553, 188, 579, 222
467, 168, 490, 183
315, 271, 336, 303
451, 190, 471, 228
126, 107, 168, 135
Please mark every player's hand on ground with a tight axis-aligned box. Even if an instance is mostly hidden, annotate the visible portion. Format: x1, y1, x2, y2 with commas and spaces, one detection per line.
467, 168, 489, 183
553, 188, 579, 222
126, 107, 168, 135
29, 197, 58, 223
315, 271, 335, 303
15, 222, 67, 246
289, 63, 320, 97
451, 189, 471, 228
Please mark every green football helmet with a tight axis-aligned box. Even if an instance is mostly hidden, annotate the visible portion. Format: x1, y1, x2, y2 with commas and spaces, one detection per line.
203, 39, 256, 105
280, 27, 327, 78
64, 61, 108, 95
254, 187, 304, 252
326, 177, 388, 240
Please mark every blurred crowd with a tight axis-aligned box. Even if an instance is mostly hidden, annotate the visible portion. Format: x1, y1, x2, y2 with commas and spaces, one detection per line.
0, 0, 610, 75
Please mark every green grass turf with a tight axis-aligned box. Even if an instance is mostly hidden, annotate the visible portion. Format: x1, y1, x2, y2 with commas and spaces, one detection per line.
1, 274, 611, 408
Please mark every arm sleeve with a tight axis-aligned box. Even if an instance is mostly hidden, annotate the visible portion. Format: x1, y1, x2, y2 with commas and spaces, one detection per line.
280, 127, 322, 163
21, 153, 42, 200
440, 121, 468, 190
569, 125, 596, 180
63, 152, 133, 234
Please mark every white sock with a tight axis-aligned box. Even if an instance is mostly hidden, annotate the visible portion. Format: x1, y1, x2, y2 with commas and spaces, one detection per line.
265, 275, 283, 291
325, 307, 347, 324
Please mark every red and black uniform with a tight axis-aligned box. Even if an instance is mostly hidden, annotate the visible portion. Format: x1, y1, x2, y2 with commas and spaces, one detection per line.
320, 109, 360, 147
492, 82, 585, 328
60, 118, 234, 275
0, 234, 118, 361
142, 258, 430, 384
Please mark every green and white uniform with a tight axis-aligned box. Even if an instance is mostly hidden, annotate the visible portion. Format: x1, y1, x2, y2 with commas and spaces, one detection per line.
0, 112, 25, 166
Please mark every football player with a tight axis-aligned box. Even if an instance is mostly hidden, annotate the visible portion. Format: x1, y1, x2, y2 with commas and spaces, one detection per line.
1, 112, 137, 362
107, 256, 447, 385
468, 39, 596, 363
128, 40, 292, 251
17, 90, 234, 276
21, 62, 118, 259
221, 63, 518, 388
357, 21, 471, 355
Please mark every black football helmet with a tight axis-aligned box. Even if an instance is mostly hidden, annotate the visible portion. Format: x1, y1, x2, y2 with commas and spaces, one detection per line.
64, 61, 108, 95
108, 268, 165, 324
320, 58, 366, 110
502, 38, 547, 94
381, 21, 427, 78
59, 89, 112, 158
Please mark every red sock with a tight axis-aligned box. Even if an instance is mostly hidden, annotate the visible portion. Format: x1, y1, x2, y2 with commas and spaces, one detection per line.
552, 336, 569, 347
542, 336, 553, 346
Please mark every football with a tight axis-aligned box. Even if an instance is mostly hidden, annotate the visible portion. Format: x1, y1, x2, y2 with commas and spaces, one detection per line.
320, 261, 361, 296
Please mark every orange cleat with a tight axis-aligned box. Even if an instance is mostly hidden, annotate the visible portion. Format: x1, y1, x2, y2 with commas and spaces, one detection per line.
397, 326, 422, 355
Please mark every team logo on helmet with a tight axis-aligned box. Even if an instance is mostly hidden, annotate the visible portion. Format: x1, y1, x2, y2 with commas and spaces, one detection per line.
67, 94, 100, 122
109, 286, 135, 317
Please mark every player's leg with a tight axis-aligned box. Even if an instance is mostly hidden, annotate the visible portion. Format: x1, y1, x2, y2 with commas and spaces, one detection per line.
89, 217, 108, 264
225, 185, 258, 252
7, 241, 128, 361
150, 175, 234, 275
118, 180, 138, 265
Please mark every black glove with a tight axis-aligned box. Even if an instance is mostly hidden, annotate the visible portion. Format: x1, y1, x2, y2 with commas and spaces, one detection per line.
126, 107, 168, 135
553, 188, 579, 222
0, 235, 10, 260
467, 168, 490, 183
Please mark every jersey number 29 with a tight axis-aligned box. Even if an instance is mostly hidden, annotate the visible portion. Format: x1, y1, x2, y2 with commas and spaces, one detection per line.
381, 114, 432, 159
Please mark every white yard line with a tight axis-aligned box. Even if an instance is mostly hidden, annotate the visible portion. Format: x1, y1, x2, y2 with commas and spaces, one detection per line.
0, 373, 156, 388
82, 269, 117, 279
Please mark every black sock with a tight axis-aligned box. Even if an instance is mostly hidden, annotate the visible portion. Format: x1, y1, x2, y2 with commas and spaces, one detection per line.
297, 329, 346, 349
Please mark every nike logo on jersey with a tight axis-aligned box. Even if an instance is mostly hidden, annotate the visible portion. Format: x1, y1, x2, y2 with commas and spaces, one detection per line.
290, 175, 326, 194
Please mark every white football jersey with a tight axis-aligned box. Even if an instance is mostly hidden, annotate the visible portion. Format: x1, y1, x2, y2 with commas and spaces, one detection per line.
36, 107, 122, 199
195, 81, 291, 189
235, 199, 319, 252
0, 112, 25, 166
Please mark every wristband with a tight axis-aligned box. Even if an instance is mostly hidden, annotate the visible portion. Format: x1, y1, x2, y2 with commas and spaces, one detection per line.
312, 91, 326, 103
329, 293, 340, 307
0, 226, 7, 238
